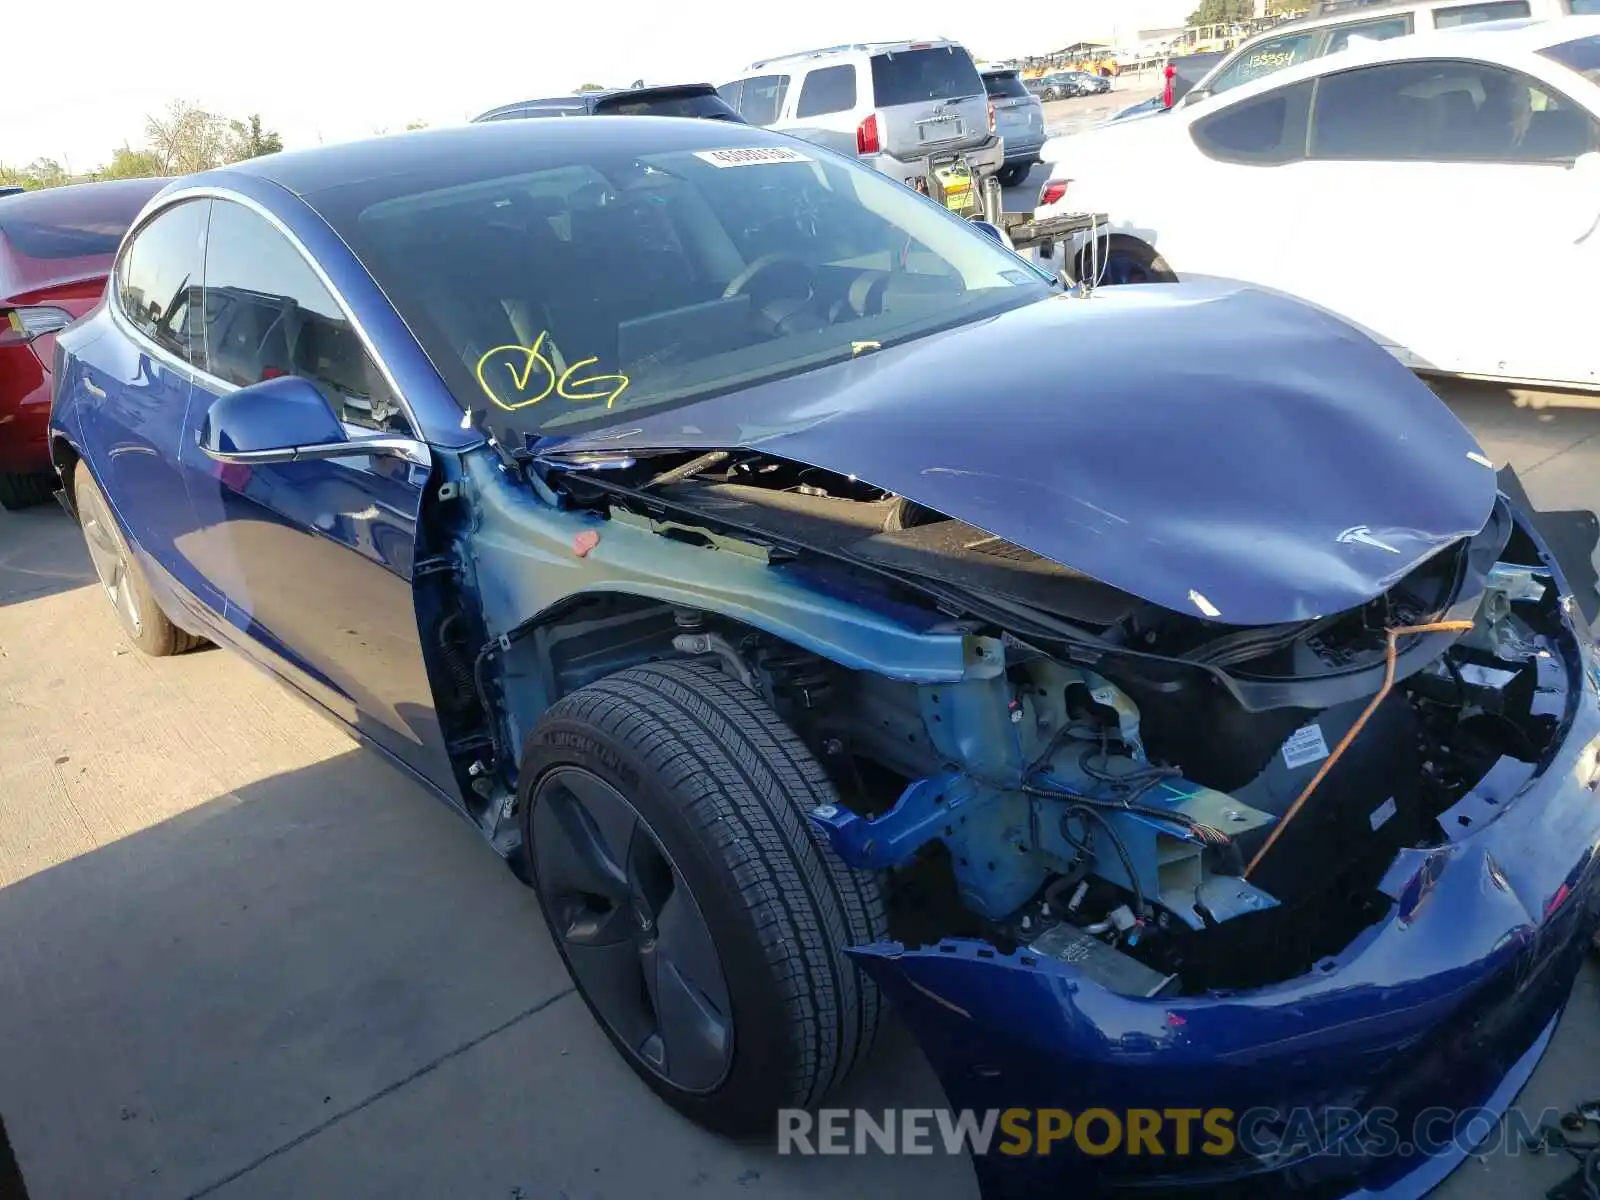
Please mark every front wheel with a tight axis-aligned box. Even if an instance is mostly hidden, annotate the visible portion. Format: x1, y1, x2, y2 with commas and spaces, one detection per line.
1077, 235, 1178, 286
516, 658, 887, 1136
995, 162, 1031, 189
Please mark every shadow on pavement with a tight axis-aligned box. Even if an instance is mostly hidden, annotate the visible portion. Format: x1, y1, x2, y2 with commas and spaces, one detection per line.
0, 746, 972, 1200
0, 503, 94, 609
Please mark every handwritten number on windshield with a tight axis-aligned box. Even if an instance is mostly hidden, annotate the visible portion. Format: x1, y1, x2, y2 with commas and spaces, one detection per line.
475, 331, 630, 411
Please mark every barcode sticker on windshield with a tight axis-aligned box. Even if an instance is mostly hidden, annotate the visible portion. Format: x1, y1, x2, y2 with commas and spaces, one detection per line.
694, 147, 813, 168
1281, 723, 1330, 771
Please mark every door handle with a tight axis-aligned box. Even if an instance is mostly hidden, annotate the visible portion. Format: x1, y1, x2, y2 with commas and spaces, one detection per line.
83, 379, 107, 399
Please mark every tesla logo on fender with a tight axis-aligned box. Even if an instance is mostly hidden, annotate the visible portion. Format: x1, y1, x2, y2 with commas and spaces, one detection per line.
1336, 526, 1401, 554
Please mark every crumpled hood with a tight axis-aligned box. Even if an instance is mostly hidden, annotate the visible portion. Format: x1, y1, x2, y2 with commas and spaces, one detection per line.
541, 280, 1498, 626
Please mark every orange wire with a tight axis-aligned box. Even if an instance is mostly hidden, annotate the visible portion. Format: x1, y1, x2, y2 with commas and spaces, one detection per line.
1242, 620, 1475, 879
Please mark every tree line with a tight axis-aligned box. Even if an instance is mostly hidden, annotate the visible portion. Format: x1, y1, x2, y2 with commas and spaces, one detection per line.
1, 103, 432, 191
1187, 0, 1304, 25
1, 102, 286, 191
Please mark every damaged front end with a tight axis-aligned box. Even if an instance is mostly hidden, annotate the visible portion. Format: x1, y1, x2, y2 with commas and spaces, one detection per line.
526, 441, 1600, 1197
786, 486, 1600, 1198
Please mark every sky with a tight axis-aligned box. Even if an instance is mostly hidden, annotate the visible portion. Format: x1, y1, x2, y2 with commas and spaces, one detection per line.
4, 0, 1194, 171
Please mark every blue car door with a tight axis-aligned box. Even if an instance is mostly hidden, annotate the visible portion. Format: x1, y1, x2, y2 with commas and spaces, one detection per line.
178, 197, 456, 794
78, 198, 220, 614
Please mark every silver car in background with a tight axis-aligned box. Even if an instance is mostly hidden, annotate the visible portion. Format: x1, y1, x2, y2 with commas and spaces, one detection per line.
718, 40, 1005, 186
981, 65, 1047, 186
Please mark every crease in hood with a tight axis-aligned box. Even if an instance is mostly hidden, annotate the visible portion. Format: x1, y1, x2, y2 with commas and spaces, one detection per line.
534, 281, 1498, 626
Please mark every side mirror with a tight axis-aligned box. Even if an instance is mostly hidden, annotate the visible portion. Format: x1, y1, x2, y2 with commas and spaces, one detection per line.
197, 374, 429, 467
1566, 151, 1600, 242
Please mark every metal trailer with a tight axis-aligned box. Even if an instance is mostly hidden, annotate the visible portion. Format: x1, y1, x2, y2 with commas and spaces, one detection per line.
920, 168, 1110, 286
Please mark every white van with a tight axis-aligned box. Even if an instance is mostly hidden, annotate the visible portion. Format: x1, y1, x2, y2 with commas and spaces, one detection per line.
1181, 0, 1599, 105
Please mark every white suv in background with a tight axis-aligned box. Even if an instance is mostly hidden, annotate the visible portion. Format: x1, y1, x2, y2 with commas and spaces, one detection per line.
1181, 0, 1599, 107
718, 41, 1006, 186
1035, 19, 1600, 392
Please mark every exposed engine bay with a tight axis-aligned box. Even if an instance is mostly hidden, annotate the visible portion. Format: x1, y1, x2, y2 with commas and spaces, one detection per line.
533, 449, 1579, 995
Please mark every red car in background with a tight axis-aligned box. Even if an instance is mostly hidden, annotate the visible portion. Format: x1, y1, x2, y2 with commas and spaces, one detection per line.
0, 178, 167, 508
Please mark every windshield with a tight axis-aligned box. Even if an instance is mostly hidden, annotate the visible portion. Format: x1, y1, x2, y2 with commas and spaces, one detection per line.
320, 129, 1048, 444
870, 47, 984, 106
1542, 34, 1600, 85
983, 71, 1030, 99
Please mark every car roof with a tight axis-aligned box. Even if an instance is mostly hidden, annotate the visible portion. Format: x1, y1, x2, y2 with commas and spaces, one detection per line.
1209, 2, 1576, 80
210, 116, 799, 199
1259, 0, 1522, 34
0, 176, 169, 221
745, 39, 964, 69
0, 177, 170, 298
474, 82, 723, 121
1193, 12, 1600, 105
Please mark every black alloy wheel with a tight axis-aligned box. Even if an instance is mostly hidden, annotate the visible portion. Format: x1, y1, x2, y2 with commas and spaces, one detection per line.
530, 765, 734, 1093
517, 658, 887, 1135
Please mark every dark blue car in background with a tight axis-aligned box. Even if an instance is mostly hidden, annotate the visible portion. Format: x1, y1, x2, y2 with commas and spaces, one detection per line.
472, 81, 745, 123
47, 116, 1600, 1197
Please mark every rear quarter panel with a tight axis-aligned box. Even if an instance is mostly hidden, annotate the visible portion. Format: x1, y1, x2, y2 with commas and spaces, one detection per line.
1, 268, 111, 475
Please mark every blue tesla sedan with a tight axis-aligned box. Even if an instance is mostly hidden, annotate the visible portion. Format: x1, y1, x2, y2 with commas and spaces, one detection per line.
47, 117, 1600, 1197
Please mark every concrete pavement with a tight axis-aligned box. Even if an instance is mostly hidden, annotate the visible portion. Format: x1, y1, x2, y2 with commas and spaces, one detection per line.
0, 504, 971, 1200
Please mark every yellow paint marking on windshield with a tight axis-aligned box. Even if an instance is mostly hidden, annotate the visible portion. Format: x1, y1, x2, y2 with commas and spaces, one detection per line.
556, 356, 630, 407
507, 331, 552, 392
475, 332, 630, 412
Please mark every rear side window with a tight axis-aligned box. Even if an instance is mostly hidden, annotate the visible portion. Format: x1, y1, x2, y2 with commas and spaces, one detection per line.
1431, 0, 1531, 26
795, 65, 858, 117
1542, 33, 1600, 84
869, 47, 983, 107
115, 199, 208, 364
200, 200, 408, 434
1572, 0, 1600, 12
1308, 59, 1600, 162
722, 75, 789, 125
1192, 81, 1313, 164
983, 71, 1030, 99
1204, 31, 1324, 96
1325, 14, 1413, 52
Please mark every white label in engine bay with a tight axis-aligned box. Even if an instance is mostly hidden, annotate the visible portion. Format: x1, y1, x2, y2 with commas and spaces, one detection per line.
1280, 723, 1331, 771
693, 147, 813, 167
1369, 796, 1398, 831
